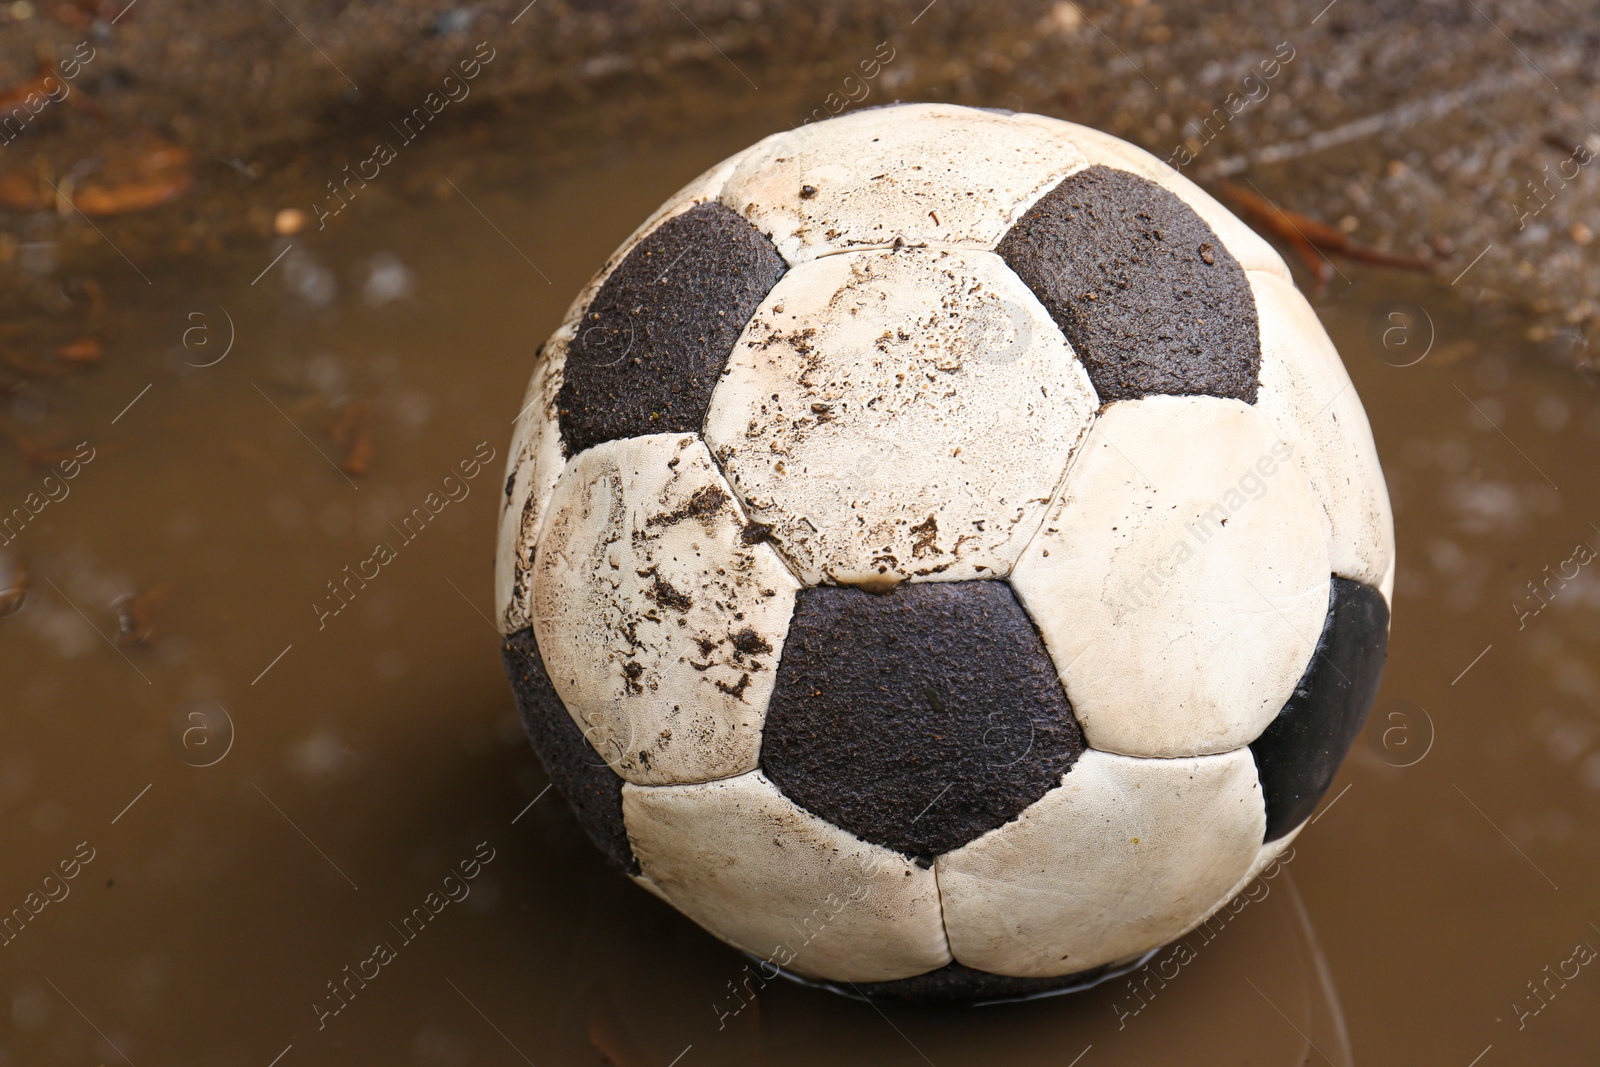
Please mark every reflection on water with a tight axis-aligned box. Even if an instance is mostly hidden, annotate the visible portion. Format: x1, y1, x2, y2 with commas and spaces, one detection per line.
1, 103, 1598, 1067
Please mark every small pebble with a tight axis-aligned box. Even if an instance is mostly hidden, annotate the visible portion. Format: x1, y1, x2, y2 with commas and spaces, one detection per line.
1045, 0, 1082, 31
432, 8, 475, 35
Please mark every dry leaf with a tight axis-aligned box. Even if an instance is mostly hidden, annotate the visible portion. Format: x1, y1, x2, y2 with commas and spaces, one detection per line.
72, 172, 192, 217
586, 997, 650, 1067
328, 400, 375, 477
1215, 182, 1436, 283
55, 335, 102, 364
0, 131, 193, 217
225, 438, 277, 470
2, 350, 67, 377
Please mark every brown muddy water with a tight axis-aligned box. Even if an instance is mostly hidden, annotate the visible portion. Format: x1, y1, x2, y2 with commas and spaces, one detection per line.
2, 105, 1599, 1067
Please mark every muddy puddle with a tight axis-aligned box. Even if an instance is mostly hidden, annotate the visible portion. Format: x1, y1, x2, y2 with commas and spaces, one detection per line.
2, 98, 1599, 1067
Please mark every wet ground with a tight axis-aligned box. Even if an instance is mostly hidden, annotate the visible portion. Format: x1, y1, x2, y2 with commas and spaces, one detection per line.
3, 70, 1600, 1067
4, 0, 1599, 368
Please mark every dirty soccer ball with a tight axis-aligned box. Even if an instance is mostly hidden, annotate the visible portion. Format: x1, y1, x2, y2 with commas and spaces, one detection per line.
495, 103, 1393, 1000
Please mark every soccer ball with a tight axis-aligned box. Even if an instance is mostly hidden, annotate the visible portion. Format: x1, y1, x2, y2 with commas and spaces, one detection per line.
495, 103, 1393, 1001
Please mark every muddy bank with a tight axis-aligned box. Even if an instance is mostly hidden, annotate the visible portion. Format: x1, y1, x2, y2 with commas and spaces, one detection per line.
0, 0, 1595, 366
